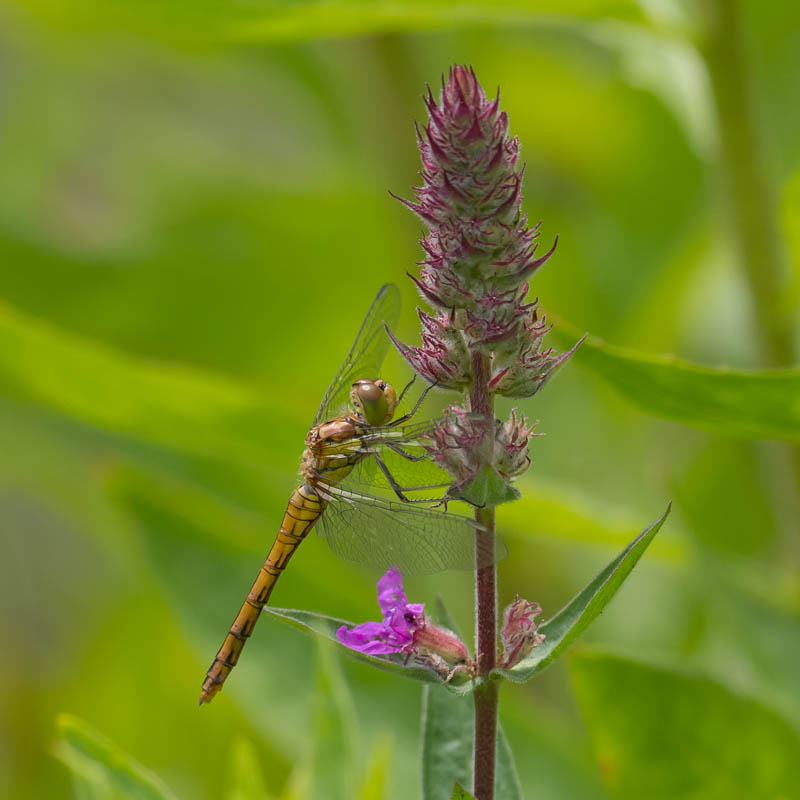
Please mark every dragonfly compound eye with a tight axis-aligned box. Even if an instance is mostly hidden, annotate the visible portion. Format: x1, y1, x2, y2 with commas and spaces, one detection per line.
352, 380, 393, 426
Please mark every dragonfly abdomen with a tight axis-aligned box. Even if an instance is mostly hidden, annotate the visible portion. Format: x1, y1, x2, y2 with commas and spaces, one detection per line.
199, 484, 325, 704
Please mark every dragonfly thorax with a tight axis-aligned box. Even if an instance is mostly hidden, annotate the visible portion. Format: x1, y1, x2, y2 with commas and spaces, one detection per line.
350, 379, 397, 426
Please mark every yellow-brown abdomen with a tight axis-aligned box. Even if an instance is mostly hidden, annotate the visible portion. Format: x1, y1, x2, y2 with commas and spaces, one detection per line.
199, 484, 324, 704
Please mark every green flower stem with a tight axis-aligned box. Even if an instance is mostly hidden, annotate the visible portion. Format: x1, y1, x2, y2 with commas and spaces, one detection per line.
470, 350, 498, 800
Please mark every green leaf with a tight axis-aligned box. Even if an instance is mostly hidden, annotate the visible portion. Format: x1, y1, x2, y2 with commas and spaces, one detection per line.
458, 466, 520, 507
496, 727, 524, 800
357, 737, 393, 800
421, 685, 523, 800
553, 327, 800, 442
570, 651, 800, 799
450, 784, 476, 800
421, 686, 472, 800
53, 714, 179, 800
226, 737, 275, 800
16, 0, 650, 44
263, 607, 472, 692
0, 302, 279, 462
495, 505, 670, 683
309, 642, 358, 800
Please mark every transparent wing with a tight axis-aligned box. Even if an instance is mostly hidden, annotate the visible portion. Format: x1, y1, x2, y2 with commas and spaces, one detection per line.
318, 418, 453, 496
313, 284, 402, 425
317, 485, 507, 575
340, 440, 454, 498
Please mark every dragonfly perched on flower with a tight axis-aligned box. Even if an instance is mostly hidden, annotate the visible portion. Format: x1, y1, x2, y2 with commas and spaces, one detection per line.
200, 283, 505, 704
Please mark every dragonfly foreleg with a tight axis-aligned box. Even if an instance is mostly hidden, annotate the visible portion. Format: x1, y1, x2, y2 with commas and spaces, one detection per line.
385, 441, 429, 462
372, 452, 450, 503
396, 374, 416, 406
388, 380, 436, 426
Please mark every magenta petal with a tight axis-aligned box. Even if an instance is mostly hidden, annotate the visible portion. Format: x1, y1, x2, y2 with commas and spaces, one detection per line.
337, 622, 405, 655
376, 567, 408, 617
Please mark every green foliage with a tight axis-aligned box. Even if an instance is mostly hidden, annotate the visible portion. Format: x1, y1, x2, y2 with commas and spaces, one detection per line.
570, 651, 800, 799
53, 715, 178, 800
14, 0, 650, 44
421, 687, 523, 800
557, 329, 800, 442
2, 2, 799, 799
225, 738, 275, 800
309, 643, 358, 800
450, 784, 476, 800
458, 466, 521, 508
496, 506, 670, 683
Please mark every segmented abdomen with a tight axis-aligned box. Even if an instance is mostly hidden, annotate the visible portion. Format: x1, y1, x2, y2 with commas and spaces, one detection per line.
199, 484, 325, 704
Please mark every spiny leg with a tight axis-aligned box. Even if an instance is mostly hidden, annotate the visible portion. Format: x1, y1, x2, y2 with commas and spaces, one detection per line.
385, 441, 429, 462
388, 380, 436, 427
373, 452, 449, 503
396, 374, 416, 406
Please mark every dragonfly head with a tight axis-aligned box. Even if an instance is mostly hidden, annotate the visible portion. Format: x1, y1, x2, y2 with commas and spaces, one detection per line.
351, 379, 397, 426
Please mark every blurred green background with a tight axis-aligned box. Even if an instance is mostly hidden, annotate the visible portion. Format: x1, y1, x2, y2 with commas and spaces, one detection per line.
1, 1, 799, 798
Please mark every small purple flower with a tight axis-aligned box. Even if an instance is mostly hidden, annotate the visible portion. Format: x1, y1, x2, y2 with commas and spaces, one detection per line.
337, 567, 424, 655
338, 568, 471, 667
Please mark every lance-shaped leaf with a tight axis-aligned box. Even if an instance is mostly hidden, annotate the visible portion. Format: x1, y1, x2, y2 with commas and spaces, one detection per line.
53, 713, 179, 800
554, 327, 800, 443
495, 505, 670, 683
263, 607, 473, 693
451, 784, 477, 800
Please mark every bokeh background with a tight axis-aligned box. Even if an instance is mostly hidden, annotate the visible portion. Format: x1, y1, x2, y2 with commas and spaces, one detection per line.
1, 1, 799, 798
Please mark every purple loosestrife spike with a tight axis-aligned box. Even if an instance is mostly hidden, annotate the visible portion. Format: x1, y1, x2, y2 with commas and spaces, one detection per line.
391, 64, 579, 395
500, 595, 545, 669
337, 568, 469, 665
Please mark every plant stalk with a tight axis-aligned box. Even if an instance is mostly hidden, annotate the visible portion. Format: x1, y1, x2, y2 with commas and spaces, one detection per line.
470, 350, 498, 800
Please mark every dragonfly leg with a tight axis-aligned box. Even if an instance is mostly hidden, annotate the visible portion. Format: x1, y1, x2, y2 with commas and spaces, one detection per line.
372, 452, 450, 503
388, 381, 436, 426
385, 441, 429, 462
396, 374, 416, 405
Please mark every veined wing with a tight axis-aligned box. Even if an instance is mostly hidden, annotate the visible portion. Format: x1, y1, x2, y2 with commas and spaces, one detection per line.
318, 418, 452, 496
313, 283, 402, 426
317, 484, 507, 575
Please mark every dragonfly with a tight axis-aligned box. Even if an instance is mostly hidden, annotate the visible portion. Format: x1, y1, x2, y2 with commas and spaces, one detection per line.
200, 283, 504, 704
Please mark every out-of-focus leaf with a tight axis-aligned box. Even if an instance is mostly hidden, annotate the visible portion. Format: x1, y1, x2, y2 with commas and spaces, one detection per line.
495, 506, 670, 683
554, 327, 800, 442
357, 736, 392, 800
570, 650, 800, 799
450, 785, 476, 800
420, 684, 523, 800
309, 642, 358, 800
495, 727, 524, 800
226, 737, 275, 800
17, 0, 650, 44
264, 607, 469, 691
503, 481, 686, 564
53, 714, 179, 800
421, 686, 471, 800
0, 302, 278, 462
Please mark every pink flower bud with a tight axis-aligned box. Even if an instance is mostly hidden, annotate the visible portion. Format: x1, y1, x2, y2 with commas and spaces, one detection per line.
500, 595, 545, 668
